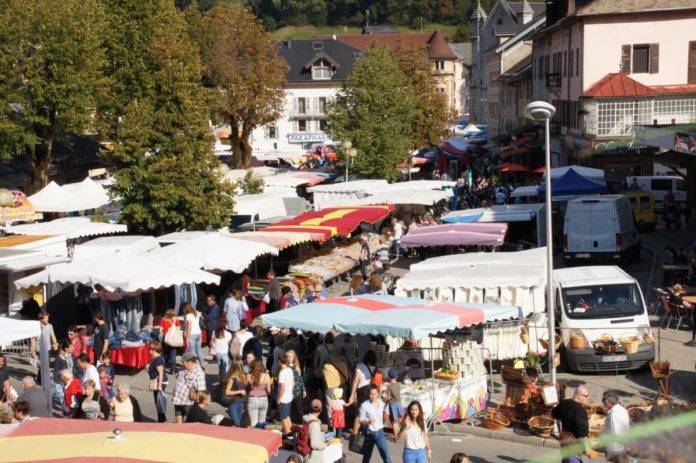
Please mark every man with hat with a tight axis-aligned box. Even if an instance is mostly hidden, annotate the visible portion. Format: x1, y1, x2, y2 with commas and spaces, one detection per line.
303, 399, 326, 463
173, 352, 206, 423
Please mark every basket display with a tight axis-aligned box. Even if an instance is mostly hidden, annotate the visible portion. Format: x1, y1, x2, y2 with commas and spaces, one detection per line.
496, 404, 517, 420
528, 415, 554, 438
619, 335, 640, 354
501, 365, 536, 385
569, 330, 588, 350
520, 326, 529, 344
539, 333, 562, 351
530, 402, 554, 417
593, 334, 618, 355
513, 413, 531, 427
434, 368, 460, 382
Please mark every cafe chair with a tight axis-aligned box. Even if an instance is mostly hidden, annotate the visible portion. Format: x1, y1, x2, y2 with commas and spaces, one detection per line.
660, 295, 691, 331
651, 287, 670, 316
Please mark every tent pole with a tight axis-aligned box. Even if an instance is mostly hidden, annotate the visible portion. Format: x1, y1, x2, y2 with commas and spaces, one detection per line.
429, 335, 438, 434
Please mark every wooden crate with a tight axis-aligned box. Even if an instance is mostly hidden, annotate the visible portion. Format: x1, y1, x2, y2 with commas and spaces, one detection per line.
505, 383, 530, 405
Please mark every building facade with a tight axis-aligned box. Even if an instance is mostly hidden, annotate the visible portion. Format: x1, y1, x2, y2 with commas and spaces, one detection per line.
470, 0, 545, 125
531, 0, 696, 179
449, 42, 473, 116
250, 39, 361, 155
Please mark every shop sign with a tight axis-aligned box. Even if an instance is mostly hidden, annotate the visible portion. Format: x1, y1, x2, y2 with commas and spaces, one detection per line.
288, 133, 331, 143
592, 139, 651, 155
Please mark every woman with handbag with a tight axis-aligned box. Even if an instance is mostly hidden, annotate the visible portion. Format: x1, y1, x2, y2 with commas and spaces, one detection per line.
396, 400, 432, 463
356, 385, 391, 463
160, 309, 182, 373
223, 360, 247, 426
183, 303, 205, 367
147, 341, 168, 423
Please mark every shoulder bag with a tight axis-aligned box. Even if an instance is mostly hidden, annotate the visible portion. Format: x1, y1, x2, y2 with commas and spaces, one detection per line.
164, 323, 184, 347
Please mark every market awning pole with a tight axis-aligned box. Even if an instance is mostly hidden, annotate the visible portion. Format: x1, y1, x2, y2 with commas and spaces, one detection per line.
429, 335, 437, 433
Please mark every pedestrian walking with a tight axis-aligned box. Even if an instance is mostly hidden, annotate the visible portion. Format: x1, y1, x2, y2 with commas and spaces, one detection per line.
357, 385, 391, 463
397, 400, 431, 463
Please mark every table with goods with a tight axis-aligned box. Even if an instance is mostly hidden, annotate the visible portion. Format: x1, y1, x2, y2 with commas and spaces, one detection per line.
288, 234, 381, 283
374, 340, 489, 423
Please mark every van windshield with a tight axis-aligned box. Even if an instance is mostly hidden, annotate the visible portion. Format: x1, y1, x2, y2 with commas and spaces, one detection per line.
562, 283, 643, 319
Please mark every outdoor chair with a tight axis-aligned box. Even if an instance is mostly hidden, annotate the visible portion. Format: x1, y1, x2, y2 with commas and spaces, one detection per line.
660, 295, 691, 331
651, 287, 670, 316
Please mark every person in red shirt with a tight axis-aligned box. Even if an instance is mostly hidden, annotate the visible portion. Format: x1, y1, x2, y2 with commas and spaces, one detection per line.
60, 369, 84, 418
159, 309, 182, 374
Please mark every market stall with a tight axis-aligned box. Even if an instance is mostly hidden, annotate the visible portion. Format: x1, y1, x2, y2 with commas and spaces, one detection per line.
151, 233, 278, 274
399, 222, 507, 248
3, 216, 127, 239
262, 295, 522, 424
0, 418, 282, 463
27, 178, 110, 213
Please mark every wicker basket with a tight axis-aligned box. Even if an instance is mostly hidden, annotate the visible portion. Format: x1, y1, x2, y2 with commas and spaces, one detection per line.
530, 402, 554, 416
650, 360, 671, 378
593, 335, 618, 355
539, 333, 562, 351
588, 413, 606, 437
513, 413, 531, 427
497, 404, 517, 421
569, 330, 588, 350
502, 365, 536, 385
481, 411, 510, 430
619, 335, 640, 354
528, 415, 554, 437
643, 331, 656, 345
520, 325, 529, 344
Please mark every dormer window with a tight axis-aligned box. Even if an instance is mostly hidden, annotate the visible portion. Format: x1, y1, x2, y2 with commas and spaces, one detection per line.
312, 58, 332, 80
312, 41, 323, 50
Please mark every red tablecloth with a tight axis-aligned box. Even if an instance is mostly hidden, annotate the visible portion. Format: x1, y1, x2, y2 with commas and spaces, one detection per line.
87, 345, 153, 370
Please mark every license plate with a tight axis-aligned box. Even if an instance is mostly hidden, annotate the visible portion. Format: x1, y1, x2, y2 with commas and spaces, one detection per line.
601, 355, 628, 363
576, 253, 590, 258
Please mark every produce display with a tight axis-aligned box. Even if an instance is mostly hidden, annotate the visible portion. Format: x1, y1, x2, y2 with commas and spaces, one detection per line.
289, 233, 381, 280
442, 339, 488, 380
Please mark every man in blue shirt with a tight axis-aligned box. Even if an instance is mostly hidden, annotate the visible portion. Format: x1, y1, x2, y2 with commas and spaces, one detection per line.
223, 289, 245, 338
205, 295, 220, 337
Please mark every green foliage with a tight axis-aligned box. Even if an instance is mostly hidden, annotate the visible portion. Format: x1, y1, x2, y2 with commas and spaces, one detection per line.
327, 45, 416, 182
100, 0, 234, 234
236, 170, 265, 195
0, 0, 105, 192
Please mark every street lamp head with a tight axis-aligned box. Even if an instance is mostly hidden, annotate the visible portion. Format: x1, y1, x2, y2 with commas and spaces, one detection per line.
524, 101, 556, 122
347, 147, 358, 158
341, 140, 353, 150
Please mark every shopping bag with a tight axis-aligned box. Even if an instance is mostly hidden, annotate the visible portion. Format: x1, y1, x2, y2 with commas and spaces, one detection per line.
164, 325, 184, 347
349, 432, 368, 454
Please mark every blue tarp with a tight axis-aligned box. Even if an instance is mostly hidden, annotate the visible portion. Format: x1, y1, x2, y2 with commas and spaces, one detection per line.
538, 168, 608, 197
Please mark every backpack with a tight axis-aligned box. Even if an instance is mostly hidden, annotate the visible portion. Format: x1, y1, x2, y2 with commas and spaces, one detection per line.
295, 419, 318, 457
292, 368, 304, 399
369, 366, 383, 388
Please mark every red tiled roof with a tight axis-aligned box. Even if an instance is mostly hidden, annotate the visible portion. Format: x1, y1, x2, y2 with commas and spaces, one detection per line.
582, 71, 696, 98
330, 31, 456, 59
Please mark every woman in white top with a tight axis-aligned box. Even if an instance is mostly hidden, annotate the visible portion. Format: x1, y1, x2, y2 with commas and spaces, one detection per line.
212, 326, 232, 383
397, 400, 432, 463
183, 303, 205, 366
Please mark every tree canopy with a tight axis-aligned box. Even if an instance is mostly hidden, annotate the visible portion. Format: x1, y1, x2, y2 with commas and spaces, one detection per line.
0, 0, 105, 193
194, 3, 287, 168
327, 45, 416, 182
100, 0, 234, 234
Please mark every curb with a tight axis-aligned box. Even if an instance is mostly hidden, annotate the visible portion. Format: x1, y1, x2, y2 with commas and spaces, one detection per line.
435, 423, 560, 449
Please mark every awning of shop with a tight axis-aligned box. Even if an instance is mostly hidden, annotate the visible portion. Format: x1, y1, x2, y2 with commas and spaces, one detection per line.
654, 149, 696, 168
263, 205, 394, 241
3, 217, 127, 239
399, 222, 507, 248
261, 294, 521, 340
499, 146, 530, 159
0, 418, 281, 463
0, 249, 69, 272
498, 162, 529, 172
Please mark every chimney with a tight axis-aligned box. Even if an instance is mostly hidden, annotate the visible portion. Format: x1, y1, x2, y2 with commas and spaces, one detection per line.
519, 0, 534, 25
287, 40, 291, 49
332, 33, 336, 40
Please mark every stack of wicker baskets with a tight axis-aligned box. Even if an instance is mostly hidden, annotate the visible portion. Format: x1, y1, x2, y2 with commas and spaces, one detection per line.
481, 410, 511, 430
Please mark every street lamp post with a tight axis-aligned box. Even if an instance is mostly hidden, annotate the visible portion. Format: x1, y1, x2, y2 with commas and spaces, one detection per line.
523, 101, 557, 385
342, 140, 353, 182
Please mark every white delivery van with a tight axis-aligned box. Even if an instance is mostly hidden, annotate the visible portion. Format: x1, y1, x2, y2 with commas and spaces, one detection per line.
563, 195, 640, 265
626, 175, 686, 211
554, 266, 654, 372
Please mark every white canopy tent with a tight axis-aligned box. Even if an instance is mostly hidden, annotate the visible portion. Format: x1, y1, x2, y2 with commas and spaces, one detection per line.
0, 317, 40, 345
310, 180, 453, 209
510, 185, 540, 198
151, 233, 278, 274
234, 191, 299, 221
28, 178, 110, 212
327, 189, 451, 207
395, 248, 547, 316
3, 217, 127, 239
72, 235, 160, 261
543, 165, 605, 181
15, 254, 220, 292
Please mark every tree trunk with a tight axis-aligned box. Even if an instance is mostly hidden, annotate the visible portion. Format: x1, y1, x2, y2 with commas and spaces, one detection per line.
28, 137, 53, 195
240, 125, 252, 168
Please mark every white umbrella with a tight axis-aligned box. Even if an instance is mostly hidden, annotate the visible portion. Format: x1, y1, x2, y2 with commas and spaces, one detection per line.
151, 233, 278, 273
15, 254, 220, 292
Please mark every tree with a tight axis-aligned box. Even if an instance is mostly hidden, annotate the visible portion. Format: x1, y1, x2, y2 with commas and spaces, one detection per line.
196, 4, 287, 168
100, 0, 234, 234
392, 45, 456, 150
0, 0, 104, 193
236, 170, 264, 195
327, 45, 416, 182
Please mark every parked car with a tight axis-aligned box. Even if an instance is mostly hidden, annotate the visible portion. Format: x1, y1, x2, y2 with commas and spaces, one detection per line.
623, 191, 656, 231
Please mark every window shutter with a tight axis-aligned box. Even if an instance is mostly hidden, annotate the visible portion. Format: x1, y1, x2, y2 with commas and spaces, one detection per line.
649, 43, 659, 74
689, 41, 696, 83
621, 45, 631, 74
293, 98, 298, 114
